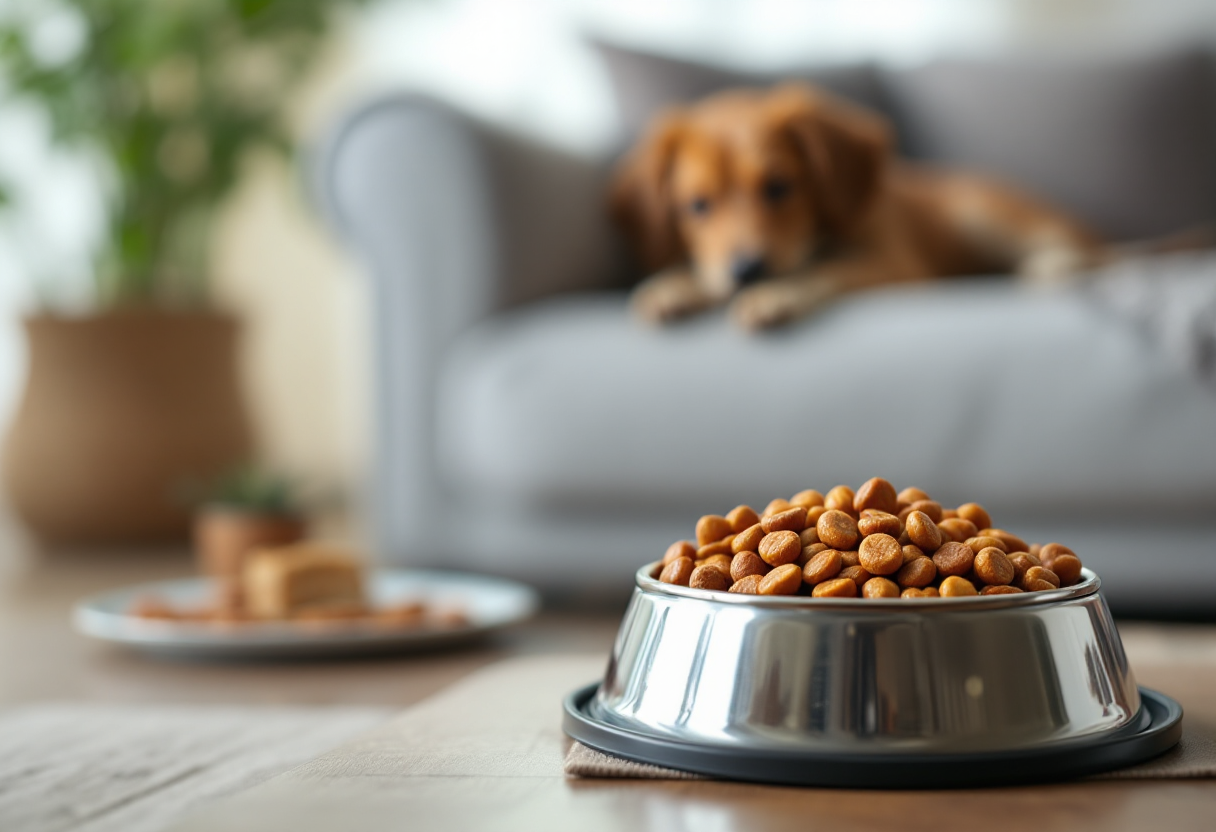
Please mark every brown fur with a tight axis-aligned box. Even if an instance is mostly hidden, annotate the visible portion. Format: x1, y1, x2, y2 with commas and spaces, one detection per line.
610, 83, 1101, 329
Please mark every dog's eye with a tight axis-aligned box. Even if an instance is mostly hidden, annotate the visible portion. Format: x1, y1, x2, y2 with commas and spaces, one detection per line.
762, 177, 791, 204
687, 196, 712, 216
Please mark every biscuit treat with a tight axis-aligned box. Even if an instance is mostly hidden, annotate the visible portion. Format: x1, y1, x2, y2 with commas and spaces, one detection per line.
242, 544, 367, 619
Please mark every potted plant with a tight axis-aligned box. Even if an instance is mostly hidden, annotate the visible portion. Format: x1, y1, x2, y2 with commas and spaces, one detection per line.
192, 466, 307, 611
0, 1, 359, 542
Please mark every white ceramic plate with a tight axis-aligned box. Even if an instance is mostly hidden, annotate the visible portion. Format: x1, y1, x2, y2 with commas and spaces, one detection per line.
73, 569, 540, 659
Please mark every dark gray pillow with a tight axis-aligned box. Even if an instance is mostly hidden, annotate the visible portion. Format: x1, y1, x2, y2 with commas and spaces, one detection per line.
883, 49, 1216, 241
590, 38, 894, 147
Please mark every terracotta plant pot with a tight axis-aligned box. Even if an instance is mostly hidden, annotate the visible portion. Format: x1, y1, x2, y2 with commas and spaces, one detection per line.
2, 309, 254, 543
193, 506, 306, 610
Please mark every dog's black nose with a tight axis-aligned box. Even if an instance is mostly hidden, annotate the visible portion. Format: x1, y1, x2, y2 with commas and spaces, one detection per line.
731, 255, 766, 286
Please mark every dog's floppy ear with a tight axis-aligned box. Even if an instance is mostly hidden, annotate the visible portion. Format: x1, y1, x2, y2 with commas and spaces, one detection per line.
772, 84, 891, 239
608, 112, 688, 270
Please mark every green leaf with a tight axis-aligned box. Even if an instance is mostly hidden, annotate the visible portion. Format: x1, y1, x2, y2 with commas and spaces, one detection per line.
0, 0, 375, 307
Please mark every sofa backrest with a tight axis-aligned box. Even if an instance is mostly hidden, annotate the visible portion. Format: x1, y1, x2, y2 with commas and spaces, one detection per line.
592, 39, 898, 148
593, 40, 1216, 242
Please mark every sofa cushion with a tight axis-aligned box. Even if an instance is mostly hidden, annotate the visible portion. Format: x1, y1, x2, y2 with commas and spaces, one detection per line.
884, 49, 1216, 241
591, 39, 894, 146
437, 283, 1216, 520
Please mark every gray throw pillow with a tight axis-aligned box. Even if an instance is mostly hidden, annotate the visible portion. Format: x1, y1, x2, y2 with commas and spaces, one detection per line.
884, 49, 1216, 241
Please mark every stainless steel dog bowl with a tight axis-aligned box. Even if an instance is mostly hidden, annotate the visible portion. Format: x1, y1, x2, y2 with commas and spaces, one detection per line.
563, 563, 1182, 787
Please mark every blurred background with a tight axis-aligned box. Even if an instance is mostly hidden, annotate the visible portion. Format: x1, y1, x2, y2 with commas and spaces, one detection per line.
2, 0, 1215, 615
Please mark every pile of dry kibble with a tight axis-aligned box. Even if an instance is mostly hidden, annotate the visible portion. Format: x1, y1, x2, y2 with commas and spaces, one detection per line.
657, 478, 1084, 599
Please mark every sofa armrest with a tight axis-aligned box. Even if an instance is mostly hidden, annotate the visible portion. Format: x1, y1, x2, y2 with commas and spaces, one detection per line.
314, 93, 623, 562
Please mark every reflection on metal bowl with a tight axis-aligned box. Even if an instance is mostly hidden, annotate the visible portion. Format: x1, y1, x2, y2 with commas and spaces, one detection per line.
592, 565, 1138, 755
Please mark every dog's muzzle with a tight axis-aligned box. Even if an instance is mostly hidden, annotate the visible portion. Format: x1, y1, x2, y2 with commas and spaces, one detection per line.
731, 254, 766, 286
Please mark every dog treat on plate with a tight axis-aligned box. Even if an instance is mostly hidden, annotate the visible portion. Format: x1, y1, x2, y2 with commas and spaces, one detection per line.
132, 541, 467, 629
243, 544, 367, 619
657, 478, 1085, 600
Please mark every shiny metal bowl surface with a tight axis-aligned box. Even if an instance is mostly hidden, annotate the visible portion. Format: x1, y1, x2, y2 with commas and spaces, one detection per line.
591, 564, 1138, 754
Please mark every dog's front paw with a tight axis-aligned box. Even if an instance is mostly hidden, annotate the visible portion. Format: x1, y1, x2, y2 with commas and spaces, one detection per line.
1017, 245, 1091, 285
631, 274, 707, 324
731, 285, 801, 330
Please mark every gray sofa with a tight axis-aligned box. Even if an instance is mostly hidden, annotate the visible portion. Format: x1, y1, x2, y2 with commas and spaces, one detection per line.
316, 43, 1216, 615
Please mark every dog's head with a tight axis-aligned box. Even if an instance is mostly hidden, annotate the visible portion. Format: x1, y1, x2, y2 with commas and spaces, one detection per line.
610, 84, 891, 298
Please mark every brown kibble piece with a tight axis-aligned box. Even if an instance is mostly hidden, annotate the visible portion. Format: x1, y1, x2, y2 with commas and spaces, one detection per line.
690, 564, 731, 591
1050, 554, 1083, 586
981, 528, 1030, 554
858, 533, 903, 576
839, 550, 861, 568
732, 523, 765, 554
862, 576, 900, 599
824, 485, 856, 513
763, 498, 791, 517
854, 477, 899, 514
799, 526, 820, 547
758, 530, 802, 566
901, 587, 925, 598
905, 510, 942, 551
659, 557, 694, 586
798, 542, 829, 566
802, 549, 843, 585
696, 539, 733, 558
896, 556, 937, 588
758, 563, 802, 595
762, 506, 807, 534
940, 575, 979, 597
858, 510, 901, 537
730, 551, 770, 582
1029, 543, 1043, 557
1039, 542, 1075, 565
726, 505, 760, 534
1008, 552, 1039, 584
921, 586, 940, 597
965, 535, 1007, 554
932, 541, 975, 577
909, 500, 943, 522
981, 585, 1024, 595
897, 486, 931, 507
817, 510, 859, 549
663, 541, 696, 566
941, 508, 958, 520
790, 489, 825, 509
956, 503, 992, 530
696, 515, 732, 546
729, 574, 763, 594
973, 547, 1015, 585
1022, 566, 1060, 590
838, 564, 871, 589
812, 577, 857, 598
937, 518, 979, 542
698, 554, 733, 577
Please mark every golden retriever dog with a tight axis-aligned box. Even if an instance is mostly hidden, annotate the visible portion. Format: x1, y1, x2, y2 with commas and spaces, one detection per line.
610, 83, 1101, 329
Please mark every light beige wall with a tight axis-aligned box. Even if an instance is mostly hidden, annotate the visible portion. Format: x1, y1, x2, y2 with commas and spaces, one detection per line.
210, 155, 369, 500
209, 40, 370, 505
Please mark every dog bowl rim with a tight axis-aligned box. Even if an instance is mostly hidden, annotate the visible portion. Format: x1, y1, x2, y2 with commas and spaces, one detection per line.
638, 562, 1100, 609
